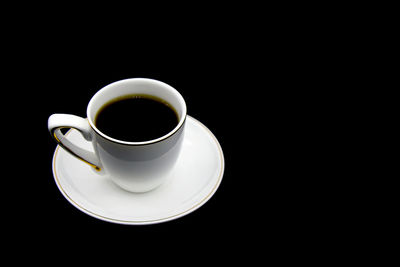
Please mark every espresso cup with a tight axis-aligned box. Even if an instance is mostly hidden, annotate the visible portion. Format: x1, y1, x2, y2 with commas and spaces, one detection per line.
48, 78, 186, 192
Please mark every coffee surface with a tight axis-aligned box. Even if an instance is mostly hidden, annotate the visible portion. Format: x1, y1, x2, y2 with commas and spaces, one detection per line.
95, 95, 179, 142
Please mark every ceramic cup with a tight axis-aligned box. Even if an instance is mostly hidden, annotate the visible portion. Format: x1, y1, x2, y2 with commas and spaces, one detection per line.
48, 78, 186, 193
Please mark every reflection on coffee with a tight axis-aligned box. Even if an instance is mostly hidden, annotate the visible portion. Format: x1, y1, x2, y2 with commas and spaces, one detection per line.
95, 94, 179, 142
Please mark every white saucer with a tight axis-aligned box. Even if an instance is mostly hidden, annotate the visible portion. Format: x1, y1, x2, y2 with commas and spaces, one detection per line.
52, 115, 224, 225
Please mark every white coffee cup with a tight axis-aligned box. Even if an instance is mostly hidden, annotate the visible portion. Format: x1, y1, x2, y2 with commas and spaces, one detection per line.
48, 78, 187, 192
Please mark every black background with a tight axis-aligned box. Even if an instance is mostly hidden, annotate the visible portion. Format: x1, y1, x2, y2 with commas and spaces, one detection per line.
12, 49, 322, 259
4, 7, 352, 261
10, 42, 272, 256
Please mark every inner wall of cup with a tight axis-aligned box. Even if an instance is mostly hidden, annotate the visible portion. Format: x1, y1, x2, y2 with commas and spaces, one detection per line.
88, 79, 186, 126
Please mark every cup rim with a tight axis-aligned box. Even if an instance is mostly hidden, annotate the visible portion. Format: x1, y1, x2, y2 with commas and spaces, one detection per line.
86, 78, 187, 146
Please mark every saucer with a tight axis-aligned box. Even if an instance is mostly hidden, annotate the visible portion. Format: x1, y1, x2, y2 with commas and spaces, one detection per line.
52, 115, 224, 225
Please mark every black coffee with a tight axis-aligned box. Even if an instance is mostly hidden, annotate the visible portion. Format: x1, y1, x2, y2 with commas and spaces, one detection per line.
95, 95, 179, 142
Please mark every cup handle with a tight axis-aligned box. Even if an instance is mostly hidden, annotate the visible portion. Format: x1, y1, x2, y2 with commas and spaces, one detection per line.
48, 114, 102, 171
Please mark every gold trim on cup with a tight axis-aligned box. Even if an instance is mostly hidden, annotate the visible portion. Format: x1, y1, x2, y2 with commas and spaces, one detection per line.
89, 114, 187, 147
51, 126, 101, 171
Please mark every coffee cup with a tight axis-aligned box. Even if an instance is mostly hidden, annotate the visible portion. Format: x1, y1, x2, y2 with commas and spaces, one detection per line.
48, 78, 186, 192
